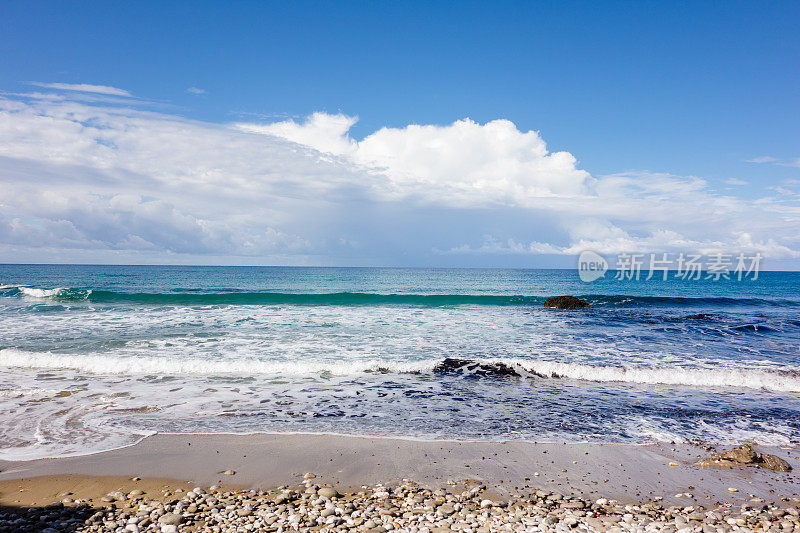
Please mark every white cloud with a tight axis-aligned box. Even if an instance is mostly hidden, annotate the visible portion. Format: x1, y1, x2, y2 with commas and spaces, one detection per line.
239, 114, 594, 206
745, 155, 800, 168
238, 112, 358, 157
725, 178, 748, 185
746, 155, 778, 163
1, 87, 799, 265
186, 87, 206, 95
0, 96, 358, 259
444, 228, 800, 259
27, 82, 133, 97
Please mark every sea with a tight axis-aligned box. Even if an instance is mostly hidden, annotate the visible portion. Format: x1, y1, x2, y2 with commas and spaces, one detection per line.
1, 264, 799, 460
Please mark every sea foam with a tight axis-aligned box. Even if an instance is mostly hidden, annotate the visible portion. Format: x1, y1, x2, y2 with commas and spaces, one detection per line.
19, 287, 67, 298
2, 348, 799, 392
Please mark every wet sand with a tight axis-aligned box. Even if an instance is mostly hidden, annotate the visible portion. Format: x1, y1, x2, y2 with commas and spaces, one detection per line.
1, 433, 799, 507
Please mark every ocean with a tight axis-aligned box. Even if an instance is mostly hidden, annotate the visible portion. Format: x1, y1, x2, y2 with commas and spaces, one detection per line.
1, 264, 799, 460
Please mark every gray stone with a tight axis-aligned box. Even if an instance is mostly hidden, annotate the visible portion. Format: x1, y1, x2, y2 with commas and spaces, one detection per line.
157, 512, 182, 525
317, 486, 340, 499
438, 503, 456, 515
561, 501, 585, 510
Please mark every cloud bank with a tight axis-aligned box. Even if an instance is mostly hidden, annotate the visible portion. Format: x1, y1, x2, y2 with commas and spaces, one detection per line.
1, 85, 799, 266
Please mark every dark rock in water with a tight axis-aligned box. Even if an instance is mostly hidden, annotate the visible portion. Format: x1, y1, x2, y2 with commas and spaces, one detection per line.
543, 296, 592, 309
696, 444, 792, 472
434, 358, 520, 377
760, 453, 792, 472
732, 323, 776, 333
684, 313, 717, 320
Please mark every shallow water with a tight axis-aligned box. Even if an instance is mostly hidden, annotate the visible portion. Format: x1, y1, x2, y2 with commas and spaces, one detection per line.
1, 265, 799, 460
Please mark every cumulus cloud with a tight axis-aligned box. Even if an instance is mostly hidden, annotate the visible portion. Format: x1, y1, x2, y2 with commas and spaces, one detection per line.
238, 114, 594, 206
238, 113, 358, 157
1, 87, 799, 265
186, 87, 206, 95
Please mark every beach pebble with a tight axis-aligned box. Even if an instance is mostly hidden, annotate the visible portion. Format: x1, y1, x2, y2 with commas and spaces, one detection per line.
157, 512, 182, 525
1, 476, 791, 533
438, 503, 456, 515
223, 469, 235, 475
561, 501, 585, 509
318, 486, 340, 498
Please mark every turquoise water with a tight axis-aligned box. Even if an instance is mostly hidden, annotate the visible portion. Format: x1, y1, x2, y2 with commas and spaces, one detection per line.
1, 265, 799, 459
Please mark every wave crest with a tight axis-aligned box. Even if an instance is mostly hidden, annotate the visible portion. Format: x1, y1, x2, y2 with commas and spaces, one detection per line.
17, 287, 91, 300
3, 287, 798, 307
1, 349, 798, 392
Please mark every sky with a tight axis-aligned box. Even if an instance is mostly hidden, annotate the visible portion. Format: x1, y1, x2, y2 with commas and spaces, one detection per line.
0, 0, 799, 268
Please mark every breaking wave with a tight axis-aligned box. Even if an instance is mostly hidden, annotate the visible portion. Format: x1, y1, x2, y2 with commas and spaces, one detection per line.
17, 287, 92, 300
2, 349, 798, 392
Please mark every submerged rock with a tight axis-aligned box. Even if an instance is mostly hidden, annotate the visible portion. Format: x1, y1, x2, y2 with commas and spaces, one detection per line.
433, 358, 520, 377
684, 313, 717, 320
543, 295, 592, 309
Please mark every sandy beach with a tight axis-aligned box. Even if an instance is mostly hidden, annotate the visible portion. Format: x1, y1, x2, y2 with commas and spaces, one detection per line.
1, 433, 799, 531
3, 0, 799, 529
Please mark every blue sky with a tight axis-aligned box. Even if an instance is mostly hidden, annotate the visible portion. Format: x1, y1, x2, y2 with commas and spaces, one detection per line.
1, 1, 799, 267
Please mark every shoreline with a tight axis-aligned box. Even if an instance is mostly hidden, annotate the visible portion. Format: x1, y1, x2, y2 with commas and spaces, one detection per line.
1, 429, 687, 464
